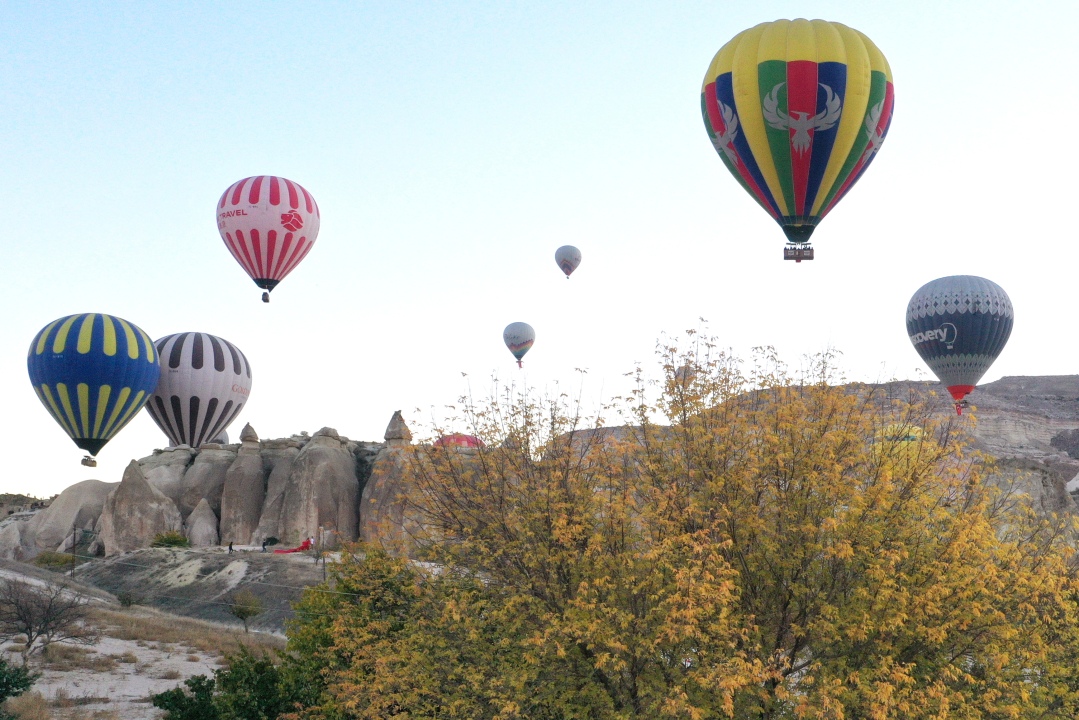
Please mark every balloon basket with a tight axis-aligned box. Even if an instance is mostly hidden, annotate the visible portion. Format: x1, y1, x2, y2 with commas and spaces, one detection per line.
517, 360, 523, 368
783, 245, 814, 263
954, 400, 969, 416
261, 292, 270, 303
81, 455, 97, 468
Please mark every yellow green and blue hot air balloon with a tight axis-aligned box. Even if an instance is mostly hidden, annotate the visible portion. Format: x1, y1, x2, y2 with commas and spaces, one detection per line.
27, 313, 160, 462
702, 19, 894, 260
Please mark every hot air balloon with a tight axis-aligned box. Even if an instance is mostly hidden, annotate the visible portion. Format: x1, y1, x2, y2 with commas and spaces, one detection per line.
503, 322, 535, 368
433, 433, 486, 449
906, 275, 1013, 414
27, 313, 160, 465
146, 333, 252, 449
217, 176, 320, 302
701, 19, 894, 261
555, 246, 582, 279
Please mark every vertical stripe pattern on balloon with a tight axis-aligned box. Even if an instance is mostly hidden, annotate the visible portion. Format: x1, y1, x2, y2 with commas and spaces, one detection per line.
701, 19, 893, 243
217, 176, 321, 293
147, 332, 253, 449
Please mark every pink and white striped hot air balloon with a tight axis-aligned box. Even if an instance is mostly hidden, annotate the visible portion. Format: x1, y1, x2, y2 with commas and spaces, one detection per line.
217, 176, 321, 302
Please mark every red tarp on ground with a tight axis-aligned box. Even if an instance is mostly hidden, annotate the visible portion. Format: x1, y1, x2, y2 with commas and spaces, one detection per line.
273, 538, 313, 554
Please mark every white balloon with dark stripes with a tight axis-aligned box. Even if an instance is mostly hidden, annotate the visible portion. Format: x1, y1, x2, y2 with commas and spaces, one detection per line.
147, 333, 252, 449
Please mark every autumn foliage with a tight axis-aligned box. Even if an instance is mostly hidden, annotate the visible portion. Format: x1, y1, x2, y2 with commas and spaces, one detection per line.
283, 339, 1079, 719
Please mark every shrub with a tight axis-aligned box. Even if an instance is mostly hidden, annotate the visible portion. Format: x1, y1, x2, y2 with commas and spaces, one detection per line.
0, 657, 35, 704
150, 532, 190, 548
151, 675, 218, 720
31, 551, 72, 570
115, 590, 139, 608
1, 691, 47, 720
227, 590, 263, 633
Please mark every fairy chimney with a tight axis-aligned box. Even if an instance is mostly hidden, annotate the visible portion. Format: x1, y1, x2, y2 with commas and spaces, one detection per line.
384, 411, 412, 447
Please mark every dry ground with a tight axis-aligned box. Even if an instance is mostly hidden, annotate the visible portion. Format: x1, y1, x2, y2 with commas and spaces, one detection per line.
2, 604, 284, 720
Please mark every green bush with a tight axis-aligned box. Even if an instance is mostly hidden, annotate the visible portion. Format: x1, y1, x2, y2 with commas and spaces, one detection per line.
151, 649, 293, 720
116, 590, 140, 608
228, 590, 263, 633
151, 532, 190, 548
0, 656, 36, 706
152, 675, 218, 720
31, 551, 73, 569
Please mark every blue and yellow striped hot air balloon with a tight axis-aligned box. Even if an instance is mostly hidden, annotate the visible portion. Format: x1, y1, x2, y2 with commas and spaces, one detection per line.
702, 19, 894, 260
27, 313, 160, 461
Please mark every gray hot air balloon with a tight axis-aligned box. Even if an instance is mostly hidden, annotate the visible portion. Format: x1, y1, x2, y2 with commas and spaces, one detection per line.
555, 245, 582, 278
503, 322, 535, 368
905, 275, 1013, 414
147, 333, 252, 448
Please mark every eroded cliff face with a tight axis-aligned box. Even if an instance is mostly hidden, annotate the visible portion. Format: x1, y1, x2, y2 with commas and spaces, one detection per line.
5, 379, 1079, 560
965, 376, 1079, 509
0, 423, 387, 559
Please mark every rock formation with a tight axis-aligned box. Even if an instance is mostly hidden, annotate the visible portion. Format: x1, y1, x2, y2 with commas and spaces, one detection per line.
385, 411, 412, 446
97, 461, 183, 555
219, 425, 265, 546
26, 479, 116, 552
0, 521, 23, 560
184, 498, 220, 547
177, 447, 234, 519
11, 383, 1079, 561
251, 440, 302, 545
278, 427, 359, 547
360, 445, 411, 547
141, 447, 196, 507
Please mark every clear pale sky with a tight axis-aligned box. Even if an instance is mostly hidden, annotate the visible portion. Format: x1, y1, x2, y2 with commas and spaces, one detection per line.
2, 1, 1075, 497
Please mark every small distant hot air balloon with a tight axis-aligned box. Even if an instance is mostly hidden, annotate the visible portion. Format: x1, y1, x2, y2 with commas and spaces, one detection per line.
555, 246, 582, 279
147, 333, 252, 449
702, 19, 894, 261
217, 176, 320, 302
906, 275, 1013, 414
27, 313, 160, 465
433, 433, 486, 449
503, 322, 535, 368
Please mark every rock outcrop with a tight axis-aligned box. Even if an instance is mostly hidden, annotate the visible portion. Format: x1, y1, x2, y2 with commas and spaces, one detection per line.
184, 498, 220, 547
252, 441, 302, 545
219, 427, 265, 546
385, 411, 412, 447
26, 479, 116, 552
0, 519, 24, 560
177, 448, 235, 519
278, 428, 359, 547
97, 461, 183, 556
15, 382, 1079, 560
141, 447, 196, 508
360, 446, 411, 547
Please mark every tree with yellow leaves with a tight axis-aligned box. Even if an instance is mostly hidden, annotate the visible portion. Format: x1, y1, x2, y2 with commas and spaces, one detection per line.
286, 337, 1079, 719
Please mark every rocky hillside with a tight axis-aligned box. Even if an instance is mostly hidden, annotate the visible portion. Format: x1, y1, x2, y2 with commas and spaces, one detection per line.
0, 380, 1075, 630
76, 546, 326, 633
3, 379, 1079, 566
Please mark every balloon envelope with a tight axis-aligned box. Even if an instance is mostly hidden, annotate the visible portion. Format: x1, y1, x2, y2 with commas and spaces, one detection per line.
503, 322, 535, 367
906, 275, 1013, 406
147, 332, 253, 449
701, 19, 894, 245
27, 313, 160, 456
433, 433, 486, 449
555, 245, 582, 278
217, 176, 320, 297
